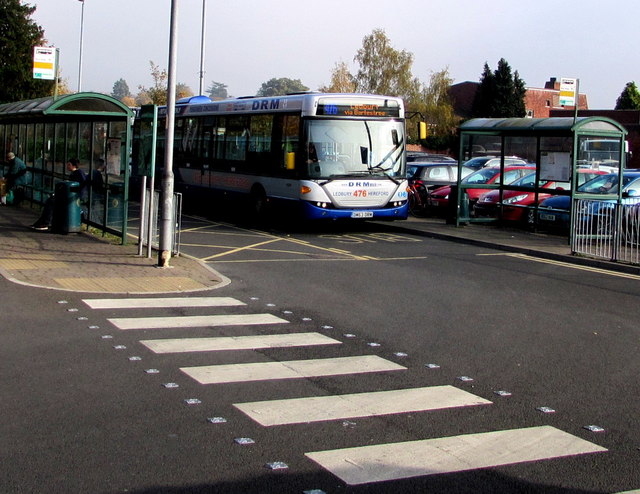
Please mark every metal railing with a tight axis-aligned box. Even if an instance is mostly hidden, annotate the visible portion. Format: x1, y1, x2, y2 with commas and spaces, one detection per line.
572, 199, 640, 264
138, 188, 182, 257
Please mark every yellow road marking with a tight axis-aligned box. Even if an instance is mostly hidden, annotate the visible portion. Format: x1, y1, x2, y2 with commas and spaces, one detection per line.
209, 256, 427, 264
480, 252, 640, 280
202, 238, 282, 260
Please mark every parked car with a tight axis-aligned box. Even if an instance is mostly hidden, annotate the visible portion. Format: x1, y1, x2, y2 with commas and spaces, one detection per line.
407, 162, 475, 197
407, 152, 456, 163
407, 162, 475, 216
462, 156, 527, 169
474, 169, 608, 223
427, 165, 535, 215
536, 171, 640, 231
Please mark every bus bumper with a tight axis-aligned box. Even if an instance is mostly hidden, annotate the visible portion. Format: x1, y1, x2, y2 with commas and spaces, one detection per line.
301, 201, 409, 220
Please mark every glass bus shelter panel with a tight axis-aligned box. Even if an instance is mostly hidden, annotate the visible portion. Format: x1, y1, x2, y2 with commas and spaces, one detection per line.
65, 124, 77, 173
18, 123, 27, 158
54, 122, 66, 175
461, 133, 503, 160
504, 135, 537, 164
577, 135, 623, 173
44, 123, 55, 174
78, 122, 92, 166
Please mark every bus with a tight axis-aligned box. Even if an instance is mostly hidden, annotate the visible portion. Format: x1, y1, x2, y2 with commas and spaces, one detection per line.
137, 93, 409, 221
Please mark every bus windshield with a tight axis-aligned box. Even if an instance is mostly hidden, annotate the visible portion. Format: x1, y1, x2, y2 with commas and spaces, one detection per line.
304, 119, 405, 180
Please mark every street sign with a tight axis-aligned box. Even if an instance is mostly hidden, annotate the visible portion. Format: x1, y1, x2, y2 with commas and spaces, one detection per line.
33, 46, 56, 80
559, 77, 577, 106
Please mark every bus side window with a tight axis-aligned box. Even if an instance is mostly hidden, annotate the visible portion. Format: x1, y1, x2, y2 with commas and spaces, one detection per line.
225, 116, 248, 164
213, 116, 226, 167
248, 114, 274, 172
279, 114, 300, 173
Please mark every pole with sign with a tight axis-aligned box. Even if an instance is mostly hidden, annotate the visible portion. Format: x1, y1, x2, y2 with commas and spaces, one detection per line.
33, 46, 60, 99
33, 46, 56, 80
559, 77, 580, 122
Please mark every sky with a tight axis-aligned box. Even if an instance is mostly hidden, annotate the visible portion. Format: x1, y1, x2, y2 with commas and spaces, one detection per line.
30, 0, 639, 109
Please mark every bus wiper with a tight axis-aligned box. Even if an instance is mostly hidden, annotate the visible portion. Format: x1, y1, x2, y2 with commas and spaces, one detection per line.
318, 173, 367, 185
371, 141, 404, 171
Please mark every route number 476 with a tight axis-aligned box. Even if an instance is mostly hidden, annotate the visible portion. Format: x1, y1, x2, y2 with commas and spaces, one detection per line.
353, 190, 368, 197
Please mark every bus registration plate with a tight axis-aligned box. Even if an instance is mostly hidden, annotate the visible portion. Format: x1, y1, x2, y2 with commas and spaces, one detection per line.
351, 211, 374, 218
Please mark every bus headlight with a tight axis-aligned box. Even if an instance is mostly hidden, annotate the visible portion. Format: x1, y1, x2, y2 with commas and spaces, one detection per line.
316, 202, 328, 208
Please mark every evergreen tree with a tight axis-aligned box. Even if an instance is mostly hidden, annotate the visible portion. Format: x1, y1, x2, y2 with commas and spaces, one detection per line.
472, 59, 526, 118
0, 0, 55, 103
615, 82, 640, 110
111, 79, 131, 101
206, 81, 228, 99
256, 78, 308, 97
471, 63, 494, 117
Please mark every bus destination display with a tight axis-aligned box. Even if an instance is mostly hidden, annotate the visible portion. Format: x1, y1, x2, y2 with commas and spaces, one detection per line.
317, 102, 400, 118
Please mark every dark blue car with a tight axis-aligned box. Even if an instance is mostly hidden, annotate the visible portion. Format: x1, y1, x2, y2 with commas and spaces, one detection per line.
536, 171, 640, 231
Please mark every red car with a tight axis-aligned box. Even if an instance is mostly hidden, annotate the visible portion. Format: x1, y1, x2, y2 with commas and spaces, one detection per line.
427, 165, 535, 214
473, 169, 609, 223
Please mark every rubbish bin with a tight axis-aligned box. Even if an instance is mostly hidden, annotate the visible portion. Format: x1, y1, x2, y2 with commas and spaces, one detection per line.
446, 185, 470, 225
52, 180, 81, 234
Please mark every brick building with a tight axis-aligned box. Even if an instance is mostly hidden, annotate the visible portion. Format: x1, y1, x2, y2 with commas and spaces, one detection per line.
448, 77, 589, 119
447, 78, 640, 168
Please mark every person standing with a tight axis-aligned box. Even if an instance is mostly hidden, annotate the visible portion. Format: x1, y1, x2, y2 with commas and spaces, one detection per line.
5, 152, 27, 205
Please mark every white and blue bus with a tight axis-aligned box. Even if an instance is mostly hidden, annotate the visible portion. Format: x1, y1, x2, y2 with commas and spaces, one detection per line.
143, 92, 409, 221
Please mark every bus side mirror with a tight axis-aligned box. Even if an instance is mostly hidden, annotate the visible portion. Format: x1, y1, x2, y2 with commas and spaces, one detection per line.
419, 122, 428, 140
285, 152, 295, 170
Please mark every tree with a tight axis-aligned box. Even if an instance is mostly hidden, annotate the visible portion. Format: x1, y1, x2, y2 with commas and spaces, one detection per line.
471, 63, 494, 117
415, 68, 459, 149
0, 0, 55, 103
318, 62, 356, 93
207, 81, 228, 99
176, 83, 193, 100
615, 82, 640, 110
353, 28, 421, 105
111, 79, 131, 101
472, 58, 526, 118
256, 77, 309, 97
137, 61, 168, 105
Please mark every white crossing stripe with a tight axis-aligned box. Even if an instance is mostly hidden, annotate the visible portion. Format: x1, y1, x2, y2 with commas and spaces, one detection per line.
234, 386, 492, 426
305, 425, 607, 485
140, 332, 341, 354
108, 313, 288, 330
82, 296, 245, 309
181, 355, 406, 385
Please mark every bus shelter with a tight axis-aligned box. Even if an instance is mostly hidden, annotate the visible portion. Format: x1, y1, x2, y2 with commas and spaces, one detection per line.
454, 117, 628, 235
0, 92, 133, 241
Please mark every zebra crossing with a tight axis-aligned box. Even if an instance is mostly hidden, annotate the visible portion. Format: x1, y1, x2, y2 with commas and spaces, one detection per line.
82, 295, 609, 489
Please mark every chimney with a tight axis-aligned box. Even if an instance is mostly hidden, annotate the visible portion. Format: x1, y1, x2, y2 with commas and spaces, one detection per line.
545, 78, 560, 90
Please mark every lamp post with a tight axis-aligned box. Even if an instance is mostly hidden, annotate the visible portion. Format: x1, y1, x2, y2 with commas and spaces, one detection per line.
158, 0, 178, 267
77, 0, 85, 92
198, 0, 207, 95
